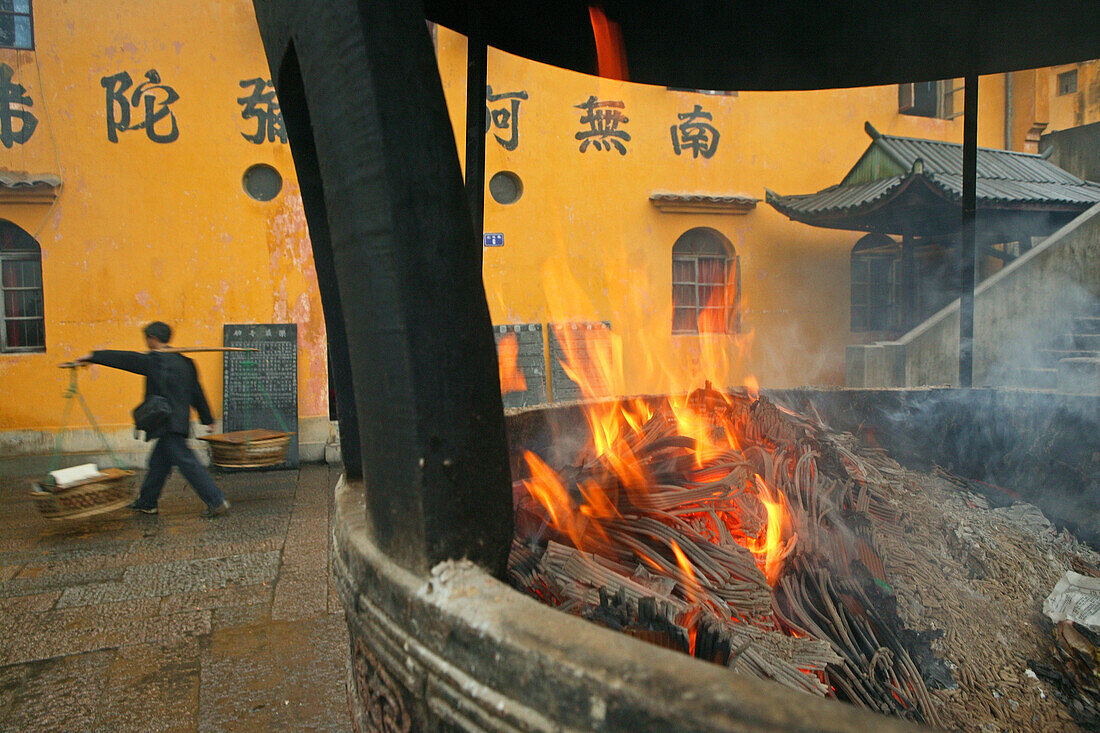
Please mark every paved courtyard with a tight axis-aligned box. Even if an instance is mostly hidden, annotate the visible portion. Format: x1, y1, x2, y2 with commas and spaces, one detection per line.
0, 463, 351, 732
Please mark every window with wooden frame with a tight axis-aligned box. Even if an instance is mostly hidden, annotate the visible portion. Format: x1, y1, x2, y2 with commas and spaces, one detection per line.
672, 228, 739, 334
898, 79, 963, 119
1057, 69, 1078, 96
1, 221, 45, 352
0, 1, 33, 50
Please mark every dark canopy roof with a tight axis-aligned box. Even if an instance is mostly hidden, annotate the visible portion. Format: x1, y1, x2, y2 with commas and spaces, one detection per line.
425, 0, 1100, 91
765, 123, 1100, 238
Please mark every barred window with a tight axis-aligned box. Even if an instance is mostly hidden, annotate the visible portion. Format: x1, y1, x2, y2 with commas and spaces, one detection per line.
1, 221, 44, 352
672, 228, 738, 334
0, 1, 33, 50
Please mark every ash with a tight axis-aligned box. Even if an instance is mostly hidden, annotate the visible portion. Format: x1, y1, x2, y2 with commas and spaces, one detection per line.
509, 391, 1100, 730
881, 463, 1100, 731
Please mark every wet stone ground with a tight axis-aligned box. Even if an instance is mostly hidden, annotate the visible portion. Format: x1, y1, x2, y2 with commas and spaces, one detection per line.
0, 464, 350, 732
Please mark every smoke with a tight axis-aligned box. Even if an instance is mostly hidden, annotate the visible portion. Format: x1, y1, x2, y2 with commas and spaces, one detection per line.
770, 386, 1100, 552
980, 276, 1099, 391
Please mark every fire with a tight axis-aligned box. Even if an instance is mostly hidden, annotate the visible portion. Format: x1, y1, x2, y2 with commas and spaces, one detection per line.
497, 333, 528, 394
507, 260, 940, 718
513, 256, 801, 590
744, 474, 793, 585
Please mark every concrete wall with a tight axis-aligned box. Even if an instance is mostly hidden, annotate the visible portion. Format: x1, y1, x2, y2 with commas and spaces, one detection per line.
1043, 120, 1100, 182
847, 203, 1100, 388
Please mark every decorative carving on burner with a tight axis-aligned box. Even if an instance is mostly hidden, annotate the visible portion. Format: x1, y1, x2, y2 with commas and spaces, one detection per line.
350, 636, 412, 733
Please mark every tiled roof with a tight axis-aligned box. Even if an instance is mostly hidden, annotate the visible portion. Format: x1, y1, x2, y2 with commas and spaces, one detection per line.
0, 172, 61, 189
649, 192, 758, 214
767, 124, 1100, 221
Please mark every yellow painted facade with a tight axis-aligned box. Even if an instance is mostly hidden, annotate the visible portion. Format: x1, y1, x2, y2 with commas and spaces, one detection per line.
437, 27, 1009, 394
0, 1, 1094, 462
0, 1, 327, 459
1042, 60, 1100, 138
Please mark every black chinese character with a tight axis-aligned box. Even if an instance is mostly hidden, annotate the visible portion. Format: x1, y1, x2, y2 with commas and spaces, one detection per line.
0, 63, 37, 148
238, 78, 286, 144
671, 104, 719, 159
574, 96, 629, 155
485, 85, 527, 151
100, 69, 179, 143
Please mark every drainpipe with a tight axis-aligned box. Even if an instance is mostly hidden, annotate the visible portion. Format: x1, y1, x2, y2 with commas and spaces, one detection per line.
1004, 72, 1013, 151
465, 2, 487, 257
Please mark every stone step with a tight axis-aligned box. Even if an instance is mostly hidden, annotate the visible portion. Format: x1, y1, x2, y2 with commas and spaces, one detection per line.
1074, 333, 1100, 351
1036, 348, 1100, 367
1073, 316, 1100, 334
1014, 367, 1060, 390
1057, 357, 1100, 394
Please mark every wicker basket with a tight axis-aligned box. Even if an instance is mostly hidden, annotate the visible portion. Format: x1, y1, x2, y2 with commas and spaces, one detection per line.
200, 429, 292, 468
31, 468, 135, 521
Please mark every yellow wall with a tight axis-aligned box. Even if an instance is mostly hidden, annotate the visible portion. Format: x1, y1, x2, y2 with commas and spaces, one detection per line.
1008, 59, 1100, 151
0, 1, 326, 442
1047, 60, 1100, 133
438, 27, 1007, 393
1, 3, 1087, 452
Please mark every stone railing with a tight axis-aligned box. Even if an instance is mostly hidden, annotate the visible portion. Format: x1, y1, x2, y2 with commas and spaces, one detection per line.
847, 203, 1100, 389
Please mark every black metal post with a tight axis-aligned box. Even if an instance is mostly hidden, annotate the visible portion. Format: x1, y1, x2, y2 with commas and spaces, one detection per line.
959, 72, 978, 387
901, 230, 916, 331
464, 3, 487, 252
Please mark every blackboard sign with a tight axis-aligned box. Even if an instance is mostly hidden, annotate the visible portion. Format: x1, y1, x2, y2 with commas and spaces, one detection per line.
222, 324, 298, 468
494, 323, 546, 408
548, 321, 613, 402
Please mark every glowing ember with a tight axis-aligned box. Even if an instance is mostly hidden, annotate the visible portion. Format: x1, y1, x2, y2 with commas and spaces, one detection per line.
497, 333, 528, 394
505, 263, 940, 725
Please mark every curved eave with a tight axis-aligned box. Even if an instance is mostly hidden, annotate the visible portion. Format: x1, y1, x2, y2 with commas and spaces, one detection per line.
425, 0, 1100, 91
768, 171, 1100, 235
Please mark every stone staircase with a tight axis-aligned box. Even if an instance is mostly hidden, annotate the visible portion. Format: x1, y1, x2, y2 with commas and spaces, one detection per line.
1016, 306, 1100, 392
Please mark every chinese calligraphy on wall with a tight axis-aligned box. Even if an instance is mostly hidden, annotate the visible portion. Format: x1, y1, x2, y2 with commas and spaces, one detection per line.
101, 70, 180, 143
238, 78, 286, 144
485, 85, 527, 151
0, 66, 723, 161
575, 96, 631, 155
0, 63, 36, 148
671, 104, 719, 158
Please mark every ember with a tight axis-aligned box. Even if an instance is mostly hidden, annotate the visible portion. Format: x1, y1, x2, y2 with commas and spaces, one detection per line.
509, 384, 944, 725
503, 259, 1100, 729
507, 381, 1100, 729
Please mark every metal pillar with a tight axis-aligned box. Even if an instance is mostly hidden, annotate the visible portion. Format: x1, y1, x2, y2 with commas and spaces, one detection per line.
959, 72, 978, 387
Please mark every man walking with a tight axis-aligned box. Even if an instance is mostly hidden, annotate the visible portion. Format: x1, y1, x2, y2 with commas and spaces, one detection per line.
77, 321, 230, 518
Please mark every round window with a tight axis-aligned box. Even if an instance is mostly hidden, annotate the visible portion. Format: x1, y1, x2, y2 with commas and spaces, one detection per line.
243, 164, 283, 201
488, 171, 523, 205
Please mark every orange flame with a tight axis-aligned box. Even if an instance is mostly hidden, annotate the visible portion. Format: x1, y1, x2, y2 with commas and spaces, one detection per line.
669, 539, 698, 604
516, 252, 797, 608
744, 475, 793, 585
497, 333, 528, 395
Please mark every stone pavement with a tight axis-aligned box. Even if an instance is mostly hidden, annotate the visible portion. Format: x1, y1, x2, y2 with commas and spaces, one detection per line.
0, 464, 351, 732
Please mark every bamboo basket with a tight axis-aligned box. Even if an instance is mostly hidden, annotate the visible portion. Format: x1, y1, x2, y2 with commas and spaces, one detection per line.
31, 468, 135, 521
200, 429, 292, 468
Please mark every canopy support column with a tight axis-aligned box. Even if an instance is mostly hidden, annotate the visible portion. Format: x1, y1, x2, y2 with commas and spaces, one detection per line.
959, 72, 978, 388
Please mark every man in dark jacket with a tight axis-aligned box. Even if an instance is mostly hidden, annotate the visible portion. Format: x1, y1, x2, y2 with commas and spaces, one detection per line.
77, 321, 230, 517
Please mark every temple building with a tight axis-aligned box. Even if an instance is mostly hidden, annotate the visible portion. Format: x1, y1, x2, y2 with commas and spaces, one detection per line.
0, 0, 1097, 466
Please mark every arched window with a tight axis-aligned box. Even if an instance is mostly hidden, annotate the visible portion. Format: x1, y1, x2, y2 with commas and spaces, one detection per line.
672, 228, 738, 334
850, 233, 898, 332
0, 221, 44, 351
